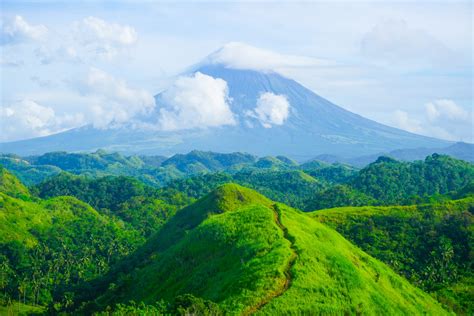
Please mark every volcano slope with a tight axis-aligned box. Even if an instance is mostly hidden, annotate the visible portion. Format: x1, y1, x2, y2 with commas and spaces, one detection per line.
82, 184, 448, 315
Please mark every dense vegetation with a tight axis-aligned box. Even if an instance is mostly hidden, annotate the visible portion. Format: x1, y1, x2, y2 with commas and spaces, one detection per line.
32, 173, 189, 236
75, 184, 447, 315
352, 155, 474, 205
314, 198, 474, 314
0, 151, 473, 314
0, 168, 143, 310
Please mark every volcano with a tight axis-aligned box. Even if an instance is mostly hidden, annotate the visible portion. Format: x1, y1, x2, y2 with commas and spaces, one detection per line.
0, 45, 449, 160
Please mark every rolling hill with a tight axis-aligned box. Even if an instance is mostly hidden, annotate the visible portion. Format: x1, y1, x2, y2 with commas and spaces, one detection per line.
77, 184, 448, 314
312, 197, 474, 314
0, 168, 144, 309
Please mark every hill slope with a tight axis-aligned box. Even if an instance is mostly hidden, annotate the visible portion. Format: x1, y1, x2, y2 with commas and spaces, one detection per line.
0, 169, 143, 309
80, 184, 448, 314
312, 198, 474, 314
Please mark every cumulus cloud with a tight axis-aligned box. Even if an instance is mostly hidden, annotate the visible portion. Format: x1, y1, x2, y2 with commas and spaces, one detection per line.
72, 16, 137, 60
158, 72, 236, 131
246, 92, 290, 128
17, 16, 138, 64
0, 99, 84, 141
205, 42, 333, 72
0, 15, 48, 45
391, 99, 472, 142
76, 67, 155, 128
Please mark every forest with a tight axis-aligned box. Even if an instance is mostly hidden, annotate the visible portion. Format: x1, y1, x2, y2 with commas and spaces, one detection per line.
0, 151, 472, 315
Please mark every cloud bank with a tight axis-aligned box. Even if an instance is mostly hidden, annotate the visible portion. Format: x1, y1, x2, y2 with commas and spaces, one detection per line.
78, 67, 155, 128
246, 92, 290, 128
392, 99, 472, 142
72, 16, 137, 60
158, 72, 236, 131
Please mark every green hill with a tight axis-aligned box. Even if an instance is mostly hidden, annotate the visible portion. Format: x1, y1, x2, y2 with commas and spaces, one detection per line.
353, 154, 474, 204
161, 169, 324, 211
0, 169, 143, 310
312, 198, 474, 314
0, 166, 30, 198
80, 184, 447, 315
161, 150, 258, 174
33, 173, 190, 237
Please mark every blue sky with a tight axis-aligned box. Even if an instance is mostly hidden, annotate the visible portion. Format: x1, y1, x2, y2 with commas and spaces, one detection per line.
1, 0, 472, 142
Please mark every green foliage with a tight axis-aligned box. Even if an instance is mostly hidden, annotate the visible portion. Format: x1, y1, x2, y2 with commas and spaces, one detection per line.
0, 154, 62, 186
232, 170, 323, 211
161, 150, 257, 174
2, 152, 472, 314
95, 300, 167, 315
303, 163, 358, 184
95, 295, 222, 316
353, 154, 474, 204
79, 184, 447, 315
0, 301, 45, 315
313, 198, 474, 314
171, 294, 222, 315
159, 169, 324, 211
0, 151, 173, 187
253, 156, 297, 170
0, 166, 30, 199
33, 173, 189, 236
259, 203, 446, 315
0, 189, 143, 309
308, 184, 377, 210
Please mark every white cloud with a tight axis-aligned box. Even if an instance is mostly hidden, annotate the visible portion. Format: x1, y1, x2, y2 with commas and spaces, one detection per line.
0, 99, 84, 141
391, 99, 472, 142
246, 92, 290, 128
76, 67, 155, 128
425, 99, 469, 122
158, 72, 236, 131
204, 42, 333, 72
22, 16, 138, 64
1, 15, 48, 45
73, 16, 137, 60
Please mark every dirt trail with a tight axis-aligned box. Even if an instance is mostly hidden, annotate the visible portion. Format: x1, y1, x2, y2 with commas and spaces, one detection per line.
242, 204, 298, 315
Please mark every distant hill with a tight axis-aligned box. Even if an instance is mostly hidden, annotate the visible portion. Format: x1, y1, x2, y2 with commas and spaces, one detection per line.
312, 142, 474, 167
351, 154, 474, 204
76, 184, 448, 314
0, 150, 299, 186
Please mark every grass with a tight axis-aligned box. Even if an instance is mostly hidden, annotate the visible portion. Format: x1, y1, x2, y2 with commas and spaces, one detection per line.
310, 198, 473, 314
90, 183, 449, 315
0, 301, 45, 315
257, 203, 448, 315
